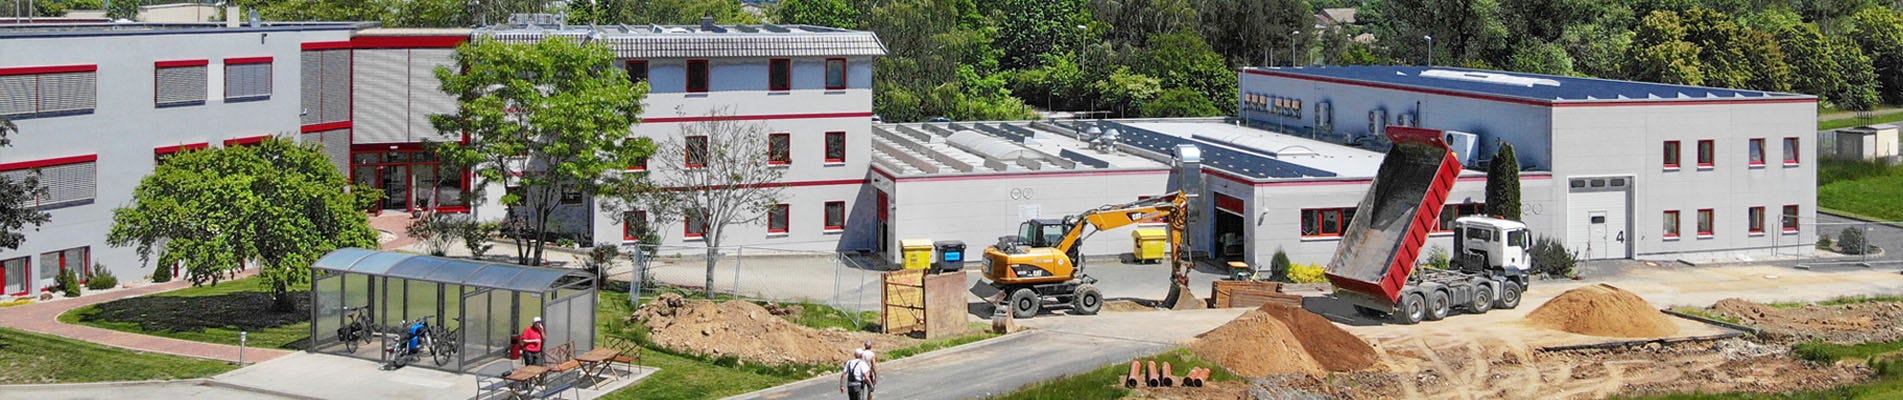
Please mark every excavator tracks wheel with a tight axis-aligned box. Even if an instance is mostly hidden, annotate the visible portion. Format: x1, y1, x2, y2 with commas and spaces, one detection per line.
1072, 285, 1103, 315
1008, 288, 1041, 319
1470, 284, 1495, 314
1425, 290, 1452, 321
1396, 293, 1426, 325
1496, 282, 1524, 309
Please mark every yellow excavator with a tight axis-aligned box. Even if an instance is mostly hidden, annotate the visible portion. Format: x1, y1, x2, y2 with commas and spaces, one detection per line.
982, 191, 1193, 318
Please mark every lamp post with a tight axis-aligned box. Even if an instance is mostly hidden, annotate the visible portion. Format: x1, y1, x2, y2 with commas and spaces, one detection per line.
1078, 24, 1091, 116
1424, 35, 1434, 67
1291, 30, 1301, 67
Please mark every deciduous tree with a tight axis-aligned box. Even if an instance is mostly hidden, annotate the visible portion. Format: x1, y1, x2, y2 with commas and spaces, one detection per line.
770, 0, 863, 29
0, 117, 50, 251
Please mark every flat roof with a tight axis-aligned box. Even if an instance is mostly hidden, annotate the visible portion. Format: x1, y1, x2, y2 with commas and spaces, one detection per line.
0, 21, 364, 38
1116, 121, 1384, 178
1248, 65, 1813, 105
479, 23, 886, 58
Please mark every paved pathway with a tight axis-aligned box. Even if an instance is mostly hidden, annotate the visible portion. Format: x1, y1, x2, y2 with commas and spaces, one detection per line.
368, 212, 420, 250
0, 268, 292, 363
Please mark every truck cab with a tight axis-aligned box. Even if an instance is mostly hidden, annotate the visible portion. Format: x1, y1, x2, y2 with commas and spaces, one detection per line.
1450, 216, 1534, 275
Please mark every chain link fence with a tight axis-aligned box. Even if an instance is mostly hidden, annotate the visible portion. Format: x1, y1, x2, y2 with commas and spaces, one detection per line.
608, 243, 891, 330
1788, 216, 1903, 268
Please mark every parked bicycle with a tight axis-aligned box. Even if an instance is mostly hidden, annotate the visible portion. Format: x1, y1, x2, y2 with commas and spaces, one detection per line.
431, 317, 462, 366
336, 305, 373, 353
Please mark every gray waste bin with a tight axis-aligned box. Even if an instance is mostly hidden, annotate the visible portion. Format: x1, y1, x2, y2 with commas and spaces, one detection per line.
933, 240, 967, 273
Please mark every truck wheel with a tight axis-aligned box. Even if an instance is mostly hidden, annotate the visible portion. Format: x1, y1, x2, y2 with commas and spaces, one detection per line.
1470, 284, 1495, 314
1496, 282, 1524, 309
1395, 293, 1425, 325
1072, 285, 1103, 315
1424, 290, 1452, 321
1008, 288, 1041, 319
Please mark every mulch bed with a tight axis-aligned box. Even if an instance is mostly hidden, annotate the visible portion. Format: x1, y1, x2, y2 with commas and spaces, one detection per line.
79, 291, 311, 333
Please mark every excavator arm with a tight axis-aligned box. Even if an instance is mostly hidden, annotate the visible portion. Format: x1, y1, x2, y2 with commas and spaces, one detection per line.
1050, 192, 1196, 301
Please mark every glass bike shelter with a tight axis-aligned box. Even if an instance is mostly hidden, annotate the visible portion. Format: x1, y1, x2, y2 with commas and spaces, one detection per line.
308, 248, 596, 373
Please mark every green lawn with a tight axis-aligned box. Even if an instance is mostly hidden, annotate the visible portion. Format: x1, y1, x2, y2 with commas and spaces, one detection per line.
988, 348, 1241, 400
60, 277, 312, 350
1820, 110, 1903, 131
0, 326, 237, 384
1818, 159, 1903, 222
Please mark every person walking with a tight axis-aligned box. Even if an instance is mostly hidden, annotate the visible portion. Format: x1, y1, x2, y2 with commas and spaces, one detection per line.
856, 341, 879, 400
521, 317, 545, 366
839, 349, 871, 400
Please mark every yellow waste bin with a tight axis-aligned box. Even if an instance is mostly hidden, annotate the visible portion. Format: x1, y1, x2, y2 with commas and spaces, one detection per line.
900, 239, 934, 270
1132, 229, 1169, 263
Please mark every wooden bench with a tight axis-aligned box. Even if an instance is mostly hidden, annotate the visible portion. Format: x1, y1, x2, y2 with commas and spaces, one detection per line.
603, 336, 644, 378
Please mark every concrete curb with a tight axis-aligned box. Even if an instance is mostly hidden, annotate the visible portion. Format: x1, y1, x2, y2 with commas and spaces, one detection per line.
202, 378, 327, 400
0, 378, 210, 390
718, 331, 1030, 400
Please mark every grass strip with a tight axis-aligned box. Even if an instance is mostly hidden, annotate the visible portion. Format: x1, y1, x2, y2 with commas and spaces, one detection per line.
0, 326, 237, 384
988, 348, 1240, 400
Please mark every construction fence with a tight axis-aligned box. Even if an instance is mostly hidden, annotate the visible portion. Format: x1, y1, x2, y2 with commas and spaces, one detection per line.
605, 243, 890, 331
1780, 217, 1903, 268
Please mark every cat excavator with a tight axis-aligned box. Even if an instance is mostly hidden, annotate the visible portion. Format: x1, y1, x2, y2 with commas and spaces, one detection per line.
981, 191, 1195, 318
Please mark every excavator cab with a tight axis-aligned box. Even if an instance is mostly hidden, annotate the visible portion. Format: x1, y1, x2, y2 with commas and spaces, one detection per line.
1019, 219, 1071, 248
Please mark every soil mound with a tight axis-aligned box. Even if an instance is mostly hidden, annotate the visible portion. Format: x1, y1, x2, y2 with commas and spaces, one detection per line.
1526, 284, 1678, 338
631, 293, 914, 366
1190, 303, 1376, 377
1709, 298, 1903, 343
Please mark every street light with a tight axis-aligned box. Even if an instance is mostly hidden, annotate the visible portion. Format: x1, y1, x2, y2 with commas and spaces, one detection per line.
1424, 35, 1434, 67
1291, 30, 1301, 67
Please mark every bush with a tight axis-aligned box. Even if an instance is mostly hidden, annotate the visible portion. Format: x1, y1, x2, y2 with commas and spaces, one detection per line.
1839, 226, 1873, 255
1530, 236, 1577, 278
1288, 263, 1327, 284
57, 268, 81, 297
84, 263, 117, 291
457, 220, 499, 258
151, 263, 172, 283
1424, 245, 1450, 270
1818, 234, 1835, 251
1268, 249, 1292, 282
406, 214, 458, 256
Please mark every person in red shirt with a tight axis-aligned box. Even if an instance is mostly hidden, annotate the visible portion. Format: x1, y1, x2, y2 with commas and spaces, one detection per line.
521, 316, 545, 365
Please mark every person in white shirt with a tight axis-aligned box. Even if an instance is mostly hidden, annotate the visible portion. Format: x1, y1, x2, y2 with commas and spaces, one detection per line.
839, 350, 872, 400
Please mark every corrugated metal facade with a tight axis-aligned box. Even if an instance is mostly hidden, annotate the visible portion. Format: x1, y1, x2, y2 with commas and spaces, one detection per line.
155, 65, 207, 106
352, 48, 458, 144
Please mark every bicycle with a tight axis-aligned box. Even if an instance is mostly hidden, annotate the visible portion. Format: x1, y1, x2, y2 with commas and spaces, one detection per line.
336, 306, 373, 353
431, 317, 462, 366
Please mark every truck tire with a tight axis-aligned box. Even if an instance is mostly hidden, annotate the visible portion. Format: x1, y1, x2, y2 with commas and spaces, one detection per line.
1496, 281, 1524, 309
1395, 293, 1426, 325
1008, 288, 1041, 319
1470, 284, 1495, 314
1072, 285, 1103, 315
1424, 290, 1452, 321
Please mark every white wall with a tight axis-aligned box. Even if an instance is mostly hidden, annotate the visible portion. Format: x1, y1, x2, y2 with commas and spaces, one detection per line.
883, 169, 1174, 263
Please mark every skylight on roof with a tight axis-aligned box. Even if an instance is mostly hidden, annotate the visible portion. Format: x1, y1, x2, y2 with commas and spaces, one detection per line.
1419, 69, 1560, 88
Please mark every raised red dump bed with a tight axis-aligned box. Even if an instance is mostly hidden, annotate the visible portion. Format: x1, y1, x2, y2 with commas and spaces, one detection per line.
1323, 126, 1464, 305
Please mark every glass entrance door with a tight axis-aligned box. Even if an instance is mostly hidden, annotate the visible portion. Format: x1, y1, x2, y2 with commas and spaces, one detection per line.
382, 165, 410, 211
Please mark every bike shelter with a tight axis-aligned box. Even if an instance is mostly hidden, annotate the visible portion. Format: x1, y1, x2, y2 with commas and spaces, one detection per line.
308, 248, 597, 373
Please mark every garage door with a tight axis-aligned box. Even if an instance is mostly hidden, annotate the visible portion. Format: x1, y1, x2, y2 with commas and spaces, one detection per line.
1565, 176, 1632, 260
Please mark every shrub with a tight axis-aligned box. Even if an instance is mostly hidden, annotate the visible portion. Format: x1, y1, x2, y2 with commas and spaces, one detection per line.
57, 268, 81, 297
579, 244, 621, 288
1818, 234, 1835, 251
85, 263, 117, 291
1424, 245, 1450, 270
1268, 249, 1292, 282
151, 262, 172, 283
406, 214, 457, 256
458, 220, 499, 259
1530, 236, 1577, 278
1839, 227, 1872, 255
1288, 263, 1327, 284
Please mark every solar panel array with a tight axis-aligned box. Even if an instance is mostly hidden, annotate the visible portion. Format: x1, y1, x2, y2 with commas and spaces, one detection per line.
1111, 123, 1336, 179
1260, 66, 1800, 103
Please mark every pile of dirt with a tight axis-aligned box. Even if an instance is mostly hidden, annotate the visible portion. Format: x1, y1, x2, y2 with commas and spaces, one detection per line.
1189, 303, 1377, 377
1711, 298, 1903, 343
630, 293, 914, 366
1525, 284, 1679, 338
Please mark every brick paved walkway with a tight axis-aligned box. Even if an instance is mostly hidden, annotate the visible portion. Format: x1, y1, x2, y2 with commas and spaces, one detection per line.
0, 268, 293, 364
368, 212, 420, 250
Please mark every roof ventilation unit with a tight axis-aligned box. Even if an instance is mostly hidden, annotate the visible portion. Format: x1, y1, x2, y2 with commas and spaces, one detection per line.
1442, 131, 1477, 165
1419, 69, 1560, 87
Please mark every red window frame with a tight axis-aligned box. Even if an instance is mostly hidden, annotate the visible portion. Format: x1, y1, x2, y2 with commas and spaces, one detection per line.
44, 247, 89, 286
1748, 138, 1765, 166
625, 60, 648, 83
627, 156, 648, 171
154, 142, 209, 164
1696, 139, 1714, 168
1663, 210, 1681, 239
1697, 209, 1714, 237
823, 201, 846, 231
768, 133, 791, 165
1662, 141, 1680, 169
1782, 205, 1800, 232
0, 256, 24, 296
686, 59, 709, 93
1301, 207, 1355, 237
685, 135, 709, 168
623, 211, 647, 241
1748, 206, 1765, 234
685, 212, 706, 238
1436, 203, 1486, 232
768, 58, 791, 91
825, 58, 847, 90
1783, 137, 1800, 165
824, 131, 846, 164
222, 56, 273, 100
768, 204, 789, 234
153, 59, 208, 107
224, 135, 270, 147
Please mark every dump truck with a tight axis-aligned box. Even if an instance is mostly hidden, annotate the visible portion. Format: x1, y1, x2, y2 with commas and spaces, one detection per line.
983, 191, 1193, 318
1325, 126, 1533, 324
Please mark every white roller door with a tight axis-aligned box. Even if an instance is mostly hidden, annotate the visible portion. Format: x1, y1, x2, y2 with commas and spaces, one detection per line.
1565, 176, 1631, 260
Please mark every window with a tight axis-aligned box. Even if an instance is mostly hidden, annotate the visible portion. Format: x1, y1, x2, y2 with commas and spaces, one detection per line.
224, 57, 273, 101
685, 211, 706, 238
38, 247, 88, 286
1748, 206, 1765, 234
824, 201, 845, 231
768, 59, 791, 91
1301, 207, 1356, 237
1696, 139, 1714, 168
1783, 137, 1800, 165
1662, 141, 1680, 169
1, 156, 98, 209
1697, 209, 1714, 237
2, 256, 25, 295
155, 60, 208, 107
560, 187, 584, 204
0, 65, 98, 119
625, 60, 648, 83
824, 131, 845, 164
1663, 210, 1680, 239
768, 204, 789, 234
224, 136, 269, 147
768, 133, 791, 165
1783, 205, 1799, 232
825, 58, 847, 90
686, 60, 709, 93
623, 211, 647, 241
628, 156, 648, 171
1437, 203, 1486, 231
685, 135, 709, 168
154, 143, 208, 165
1748, 138, 1765, 166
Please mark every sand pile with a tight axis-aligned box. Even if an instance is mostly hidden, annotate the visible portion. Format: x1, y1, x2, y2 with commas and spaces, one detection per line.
631, 293, 913, 365
1189, 303, 1376, 377
1711, 298, 1903, 343
1526, 284, 1678, 338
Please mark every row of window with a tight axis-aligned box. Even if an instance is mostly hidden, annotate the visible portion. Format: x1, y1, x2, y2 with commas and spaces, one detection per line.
1301, 203, 1488, 237
1663, 138, 1798, 169
0, 246, 88, 296
0, 59, 273, 120
1662, 205, 1800, 239
637, 131, 847, 170
623, 201, 847, 240
625, 58, 849, 93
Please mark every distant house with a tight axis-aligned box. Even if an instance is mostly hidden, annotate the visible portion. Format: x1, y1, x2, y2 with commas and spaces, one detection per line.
1315, 8, 1357, 27
65, 2, 222, 22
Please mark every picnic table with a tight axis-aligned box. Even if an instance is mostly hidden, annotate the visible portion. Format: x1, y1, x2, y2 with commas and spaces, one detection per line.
503, 365, 550, 399
575, 348, 622, 384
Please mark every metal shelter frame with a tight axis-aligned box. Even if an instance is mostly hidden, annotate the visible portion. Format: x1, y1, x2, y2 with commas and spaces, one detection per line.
307, 248, 597, 373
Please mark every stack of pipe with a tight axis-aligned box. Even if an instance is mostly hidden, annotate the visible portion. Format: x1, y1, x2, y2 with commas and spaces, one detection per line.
1124, 361, 1141, 388
1182, 367, 1209, 387
1160, 362, 1176, 387
1145, 360, 1160, 387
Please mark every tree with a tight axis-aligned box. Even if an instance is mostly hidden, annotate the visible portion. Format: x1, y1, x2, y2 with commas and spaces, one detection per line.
1141, 87, 1221, 118
1507, 40, 1577, 76
568, 0, 762, 26
1199, 0, 1311, 67
0, 117, 50, 251
605, 108, 786, 299
1131, 31, 1238, 114
1362, 0, 1510, 67
771, 0, 863, 29
430, 37, 654, 266
1558, 23, 1633, 79
108, 139, 377, 311
1090, 67, 1160, 118
1484, 142, 1521, 221
992, 0, 1092, 70
1630, 10, 1706, 85
1846, 7, 1903, 105
1775, 22, 1881, 110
